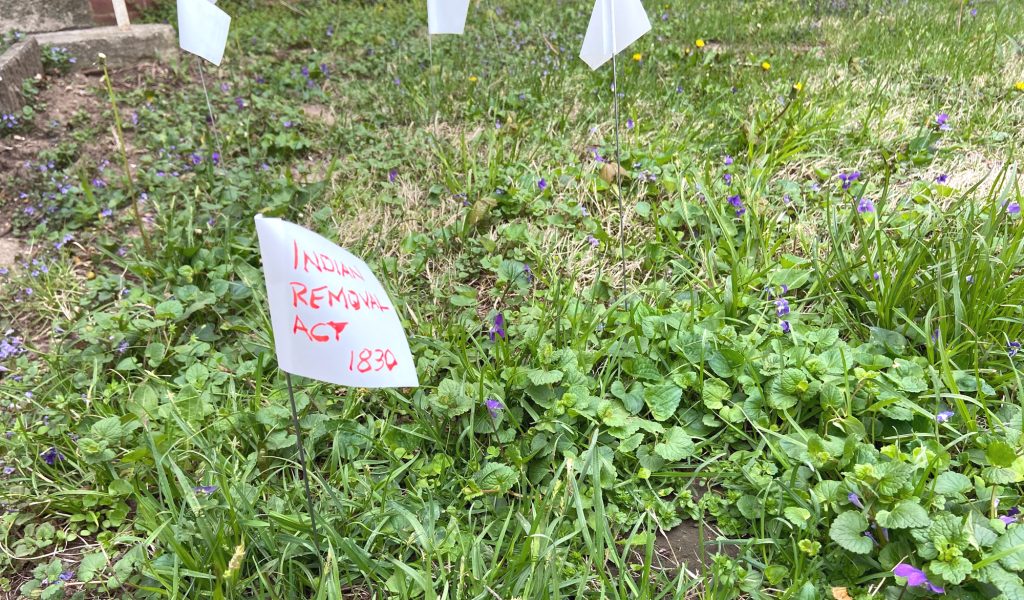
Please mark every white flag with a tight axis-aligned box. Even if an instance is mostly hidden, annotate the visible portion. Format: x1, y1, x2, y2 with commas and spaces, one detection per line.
254, 216, 419, 388
427, 0, 471, 35
579, 0, 651, 70
177, 0, 231, 66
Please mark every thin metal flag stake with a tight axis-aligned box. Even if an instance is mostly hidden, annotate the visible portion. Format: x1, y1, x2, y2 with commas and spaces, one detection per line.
285, 373, 322, 557
195, 59, 224, 152
609, 1, 628, 295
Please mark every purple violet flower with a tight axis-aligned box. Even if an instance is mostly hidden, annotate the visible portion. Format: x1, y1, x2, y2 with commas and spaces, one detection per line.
485, 398, 504, 418
538, 178, 547, 191
41, 447, 64, 466
194, 485, 218, 495
774, 298, 790, 317
893, 563, 944, 594
936, 410, 954, 423
489, 314, 506, 341
848, 492, 865, 509
857, 198, 875, 213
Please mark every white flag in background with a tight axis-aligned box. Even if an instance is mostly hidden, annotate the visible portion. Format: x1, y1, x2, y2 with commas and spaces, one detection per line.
427, 0, 471, 35
177, 0, 231, 66
579, 0, 651, 70
254, 216, 419, 388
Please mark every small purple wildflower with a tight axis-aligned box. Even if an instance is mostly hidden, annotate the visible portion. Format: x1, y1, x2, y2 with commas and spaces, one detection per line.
724, 155, 734, 166
848, 492, 865, 509
59, 571, 74, 582
587, 234, 599, 248
723, 173, 732, 185
780, 320, 791, 333
489, 314, 506, 341
194, 485, 218, 495
727, 194, 745, 216
1000, 507, 1021, 525
190, 153, 202, 165
211, 152, 221, 165
1006, 201, 1020, 216
626, 118, 635, 131
935, 113, 951, 131
838, 171, 861, 190
388, 168, 398, 183
1009, 341, 1021, 358
893, 563, 944, 594
41, 447, 64, 466
100, 208, 113, 218
936, 410, 954, 423
935, 173, 948, 184
538, 178, 547, 191
857, 198, 875, 213
235, 97, 245, 109
774, 298, 790, 317
485, 398, 504, 418
116, 340, 129, 354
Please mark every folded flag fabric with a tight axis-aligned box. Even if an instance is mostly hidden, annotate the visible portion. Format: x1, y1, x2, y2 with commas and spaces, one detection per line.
254, 215, 419, 388
427, 0, 471, 35
579, 0, 651, 70
177, 0, 231, 66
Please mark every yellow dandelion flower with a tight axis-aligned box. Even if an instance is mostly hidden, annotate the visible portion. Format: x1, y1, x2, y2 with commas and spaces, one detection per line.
761, 61, 771, 71
468, 75, 478, 83
1016, 81, 1024, 91
793, 81, 803, 92
632, 53, 642, 62
695, 38, 705, 48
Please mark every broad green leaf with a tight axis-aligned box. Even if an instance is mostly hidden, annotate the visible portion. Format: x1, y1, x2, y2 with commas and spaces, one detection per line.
784, 506, 811, 528
527, 369, 564, 386
90, 417, 125, 444
645, 384, 682, 421
994, 524, 1024, 571
78, 552, 107, 582
154, 299, 184, 320
829, 511, 872, 554
876, 462, 914, 496
779, 368, 809, 395
474, 463, 518, 494
654, 427, 694, 461
429, 379, 474, 417
928, 556, 972, 585
988, 440, 1018, 468
611, 380, 645, 414
701, 377, 729, 411
876, 500, 930, 529
596, 400, 631, 428
934, 471, 971, 495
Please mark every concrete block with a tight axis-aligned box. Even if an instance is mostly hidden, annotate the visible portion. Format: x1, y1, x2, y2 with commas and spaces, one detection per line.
32, 24, 176, 71
0, 0, 94, 34
0, 39, 43, 114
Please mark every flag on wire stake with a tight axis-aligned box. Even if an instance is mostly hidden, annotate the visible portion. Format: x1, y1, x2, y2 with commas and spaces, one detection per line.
177, 0, 231, 157
579, 0, 650, 293
254, 215, 419, 555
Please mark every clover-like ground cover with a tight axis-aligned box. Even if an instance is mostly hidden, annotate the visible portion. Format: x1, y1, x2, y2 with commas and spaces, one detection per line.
3, 0, 1024, 597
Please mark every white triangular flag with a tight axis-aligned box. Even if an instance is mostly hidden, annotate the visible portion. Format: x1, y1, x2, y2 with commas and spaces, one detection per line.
579, 0, 651, 70
254, 216, 419, 389
177, 0, 231, 66
427, 0, 471, 35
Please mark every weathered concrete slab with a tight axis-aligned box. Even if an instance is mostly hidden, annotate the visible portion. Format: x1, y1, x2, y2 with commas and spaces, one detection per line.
0, 40, 43, 115
32, 24, 176, 71
0, 0, 94, 34
0, 238, 26, 270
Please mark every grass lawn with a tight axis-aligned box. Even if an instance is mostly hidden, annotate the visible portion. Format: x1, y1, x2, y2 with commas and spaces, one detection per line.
3, 0, 1024, 597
